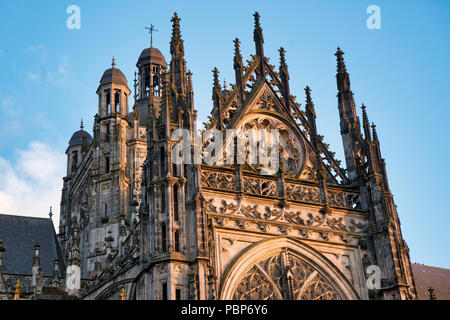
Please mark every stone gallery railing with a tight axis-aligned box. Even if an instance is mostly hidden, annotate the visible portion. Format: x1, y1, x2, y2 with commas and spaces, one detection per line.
201, 168, 361, 210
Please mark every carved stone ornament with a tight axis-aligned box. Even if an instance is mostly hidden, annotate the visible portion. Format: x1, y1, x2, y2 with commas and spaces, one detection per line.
235, 115, 305, 177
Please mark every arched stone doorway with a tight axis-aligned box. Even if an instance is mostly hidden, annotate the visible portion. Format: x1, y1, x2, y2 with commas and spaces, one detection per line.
219, 237, 360, 300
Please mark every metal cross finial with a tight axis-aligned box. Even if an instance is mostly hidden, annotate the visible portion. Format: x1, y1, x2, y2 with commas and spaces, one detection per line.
145, 24, 158, 48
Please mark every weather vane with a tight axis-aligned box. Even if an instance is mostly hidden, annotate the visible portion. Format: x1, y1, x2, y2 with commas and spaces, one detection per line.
145, 24, 158, 48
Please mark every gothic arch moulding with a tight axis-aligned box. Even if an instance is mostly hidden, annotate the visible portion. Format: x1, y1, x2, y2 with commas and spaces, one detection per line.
219, 237, 360, 300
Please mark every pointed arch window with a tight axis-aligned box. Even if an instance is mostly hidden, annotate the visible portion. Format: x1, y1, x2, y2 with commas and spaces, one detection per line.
173, 184, 179, 221
161, 186, 166, 213
114, 90, 120, 113
160, 146, 165, 177
174, 230, 180, 252
161, 222, 167, 252
106, 90, 111, 115
105, 156, 110, 173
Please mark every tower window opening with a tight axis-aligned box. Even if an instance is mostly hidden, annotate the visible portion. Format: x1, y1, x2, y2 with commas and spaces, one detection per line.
172, 162, 177, 176
175, 288, 181, 300
161, 222, 167, 252
174, 230, 180, 252
162, 282, 168, 300
173, 184, 179, 221
106, 90, 111, 114
160, 146, 165, 177
161, 186, 166, 213
114, 90, 120, 113
105, 156, 110, 173
71, 151, 78, 172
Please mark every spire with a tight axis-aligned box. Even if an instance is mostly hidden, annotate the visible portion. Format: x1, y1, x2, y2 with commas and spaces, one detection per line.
371, 122, 379, 142
335, 47, 347, 73
52, 259, 60, 287
233, 38, 243, 69
170, 12, 187, 95
233, 38, 245, 105
305, 86, 315, 120
32, 244, 40, 268
335, 46, 359, 181
213, 67, 221, 90
31, 244, 43, 291
279, 47, 291, 109
133, 71, 138, 102
170, 12, 184, 56
304, 86, 329, 211
253, 11, 263, 44
361, 104, 372, 141
253, 12, 265, 77
80, 119, 84, 130
335, 47, 351, 93
212, 67, 222, 129
279, 47, 288, 74
305, 86, 318, 147
187, 70, 193, 92
112, 56, 116, 69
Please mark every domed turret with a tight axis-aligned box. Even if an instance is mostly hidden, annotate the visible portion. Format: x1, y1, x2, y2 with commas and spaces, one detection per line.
96, 57, 131, 118
99, 67, 128, 87
137, 47, 167, 67
69, 125, 93, 148
66, 120, 92, 176
136, 46, 167, 99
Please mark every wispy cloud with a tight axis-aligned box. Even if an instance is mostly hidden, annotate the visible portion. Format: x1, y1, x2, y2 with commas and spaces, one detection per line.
25, 44, 48, 63
0, 141, 65, 229
46, 55, 71, 87
28, 72, 40, 81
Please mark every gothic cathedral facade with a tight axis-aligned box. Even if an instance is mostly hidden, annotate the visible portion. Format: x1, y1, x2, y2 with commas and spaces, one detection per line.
59, 12, 417, 300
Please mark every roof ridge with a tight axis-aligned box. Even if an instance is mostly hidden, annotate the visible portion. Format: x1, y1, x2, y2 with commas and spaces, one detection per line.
0, 213, 51, 220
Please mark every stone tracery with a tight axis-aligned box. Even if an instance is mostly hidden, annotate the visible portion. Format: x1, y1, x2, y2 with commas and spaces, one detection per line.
233, 249, 342, 300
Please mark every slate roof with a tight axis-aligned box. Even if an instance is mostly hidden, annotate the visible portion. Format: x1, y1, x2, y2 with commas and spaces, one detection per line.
412, 263, 450, 300
99, 67, 128, 86
137, 47, 167, 66
68, 129, 93, 148
0, 214, 64, 277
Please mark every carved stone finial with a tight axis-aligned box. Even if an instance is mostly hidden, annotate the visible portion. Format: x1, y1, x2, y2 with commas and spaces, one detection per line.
279, 47, 286, 66
335, 47, 347, 74
111, 56, 116, 68
361, 104, 372, 140
253, 11, 261, 30
212, 67, 220, 89
371, 122, 378, 142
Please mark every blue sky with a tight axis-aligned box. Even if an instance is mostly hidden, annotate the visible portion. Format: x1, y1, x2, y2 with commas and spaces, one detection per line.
0, 0, 449, 268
